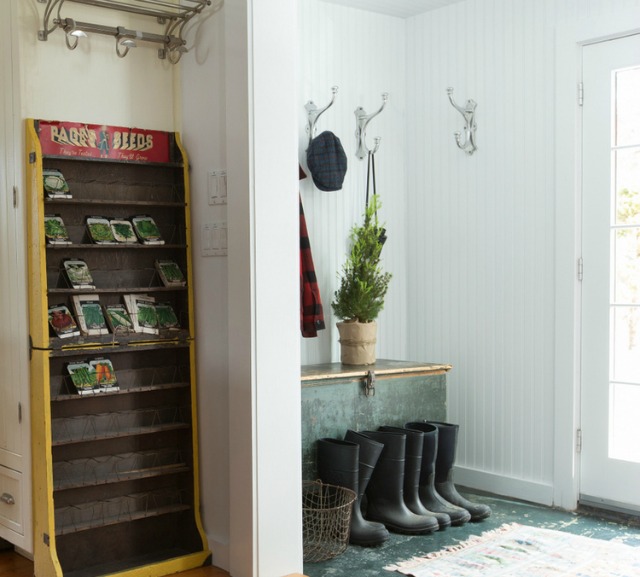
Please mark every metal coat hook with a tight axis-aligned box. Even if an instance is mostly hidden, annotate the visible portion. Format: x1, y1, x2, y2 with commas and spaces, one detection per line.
355, 93, 389, 159
305, 86, 338, 148
447, 87, 477, 155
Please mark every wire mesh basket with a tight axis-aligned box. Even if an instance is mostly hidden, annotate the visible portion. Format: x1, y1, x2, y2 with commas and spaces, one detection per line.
302, 480, 356, 563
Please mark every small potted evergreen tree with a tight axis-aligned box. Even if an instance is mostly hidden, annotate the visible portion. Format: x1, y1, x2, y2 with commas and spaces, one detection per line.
332, 195, 392, 365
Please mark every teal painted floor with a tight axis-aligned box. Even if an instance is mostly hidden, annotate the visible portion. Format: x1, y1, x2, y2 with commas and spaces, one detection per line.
303, 490, 640, 576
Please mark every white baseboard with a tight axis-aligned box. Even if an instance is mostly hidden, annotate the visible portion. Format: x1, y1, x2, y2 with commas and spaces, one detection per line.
453, 466, 555, 507
207, 536, 230, 572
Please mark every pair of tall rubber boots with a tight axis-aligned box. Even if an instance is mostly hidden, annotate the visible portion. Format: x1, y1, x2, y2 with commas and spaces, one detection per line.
316, 421, 491, 547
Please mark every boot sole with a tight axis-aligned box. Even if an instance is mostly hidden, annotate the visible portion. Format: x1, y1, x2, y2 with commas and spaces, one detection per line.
469, 510, 492, 522
371, 519, 439, 535
349, 536, 390, 547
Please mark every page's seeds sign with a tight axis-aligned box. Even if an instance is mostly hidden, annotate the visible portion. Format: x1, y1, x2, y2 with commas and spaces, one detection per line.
37, 120, 171, 163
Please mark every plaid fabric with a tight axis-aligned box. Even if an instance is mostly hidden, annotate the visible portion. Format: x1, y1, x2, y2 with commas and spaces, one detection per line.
306, 131, 347, 191
300, 195, 325, 337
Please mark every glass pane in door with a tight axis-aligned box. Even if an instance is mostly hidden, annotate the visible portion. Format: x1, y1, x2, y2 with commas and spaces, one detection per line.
610, 382, 640, 461
614, 149, 640, 224
615, 67, 640, 146
610, 66, 640, 464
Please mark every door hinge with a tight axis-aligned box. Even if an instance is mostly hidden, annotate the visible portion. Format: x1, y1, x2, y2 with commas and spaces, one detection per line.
576, 428, 583, 453
577, 257, 584, 281
13, 186, 18, 208
578, 82, 584, 107
18, 402, 22, 424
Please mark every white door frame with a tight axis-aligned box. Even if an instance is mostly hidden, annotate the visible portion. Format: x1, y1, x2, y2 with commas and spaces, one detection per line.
554, 8, 640, 511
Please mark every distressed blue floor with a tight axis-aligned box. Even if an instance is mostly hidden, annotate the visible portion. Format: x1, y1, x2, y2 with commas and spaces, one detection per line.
303, 490, 640, 577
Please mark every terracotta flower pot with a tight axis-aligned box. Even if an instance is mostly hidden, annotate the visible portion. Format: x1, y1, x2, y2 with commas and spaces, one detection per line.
336, 320, 377, 365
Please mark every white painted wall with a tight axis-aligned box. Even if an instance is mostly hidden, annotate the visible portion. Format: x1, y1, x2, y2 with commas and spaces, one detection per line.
179, 3, 230, 570
300, 0, 640, 508
299, 0, 408, 365
17, 1, 177, 128
406, 0, 558, 504
405, 0, 640, 506
184, 1, 303, 575
250, 1, 303, 571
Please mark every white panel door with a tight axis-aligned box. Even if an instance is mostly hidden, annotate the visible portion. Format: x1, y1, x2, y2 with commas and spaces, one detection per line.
581, 34, 640, 511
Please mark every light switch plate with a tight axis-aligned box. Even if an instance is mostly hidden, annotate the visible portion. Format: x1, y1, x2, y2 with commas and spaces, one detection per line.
207, 170, 227, 206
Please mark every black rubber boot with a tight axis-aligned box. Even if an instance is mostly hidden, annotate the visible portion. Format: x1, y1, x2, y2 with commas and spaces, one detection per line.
360, 430, 439, 534
405, 422, 471, 526
429, 421, 492, 521
342, 431, 390, 546
317, 436, 389, 546
379, 426, 450, 529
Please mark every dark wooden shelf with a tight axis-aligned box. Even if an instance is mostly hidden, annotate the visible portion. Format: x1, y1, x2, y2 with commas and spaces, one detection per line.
46, 243, 187, 250
55, 503, 191, 536
44, 333, 192, 356
54, 463, 190, 492
52, 422, 191, 447
45, 198, 186, 208
48, 286, 187, 295
52, 381, 190, 402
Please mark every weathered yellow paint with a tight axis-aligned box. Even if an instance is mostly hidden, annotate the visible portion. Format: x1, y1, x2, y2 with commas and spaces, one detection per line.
103, 551, 213, 577
174, 134, 210, 557
30, 351, 63, 577
26, 119, 50, 349
27, 119, 64, 577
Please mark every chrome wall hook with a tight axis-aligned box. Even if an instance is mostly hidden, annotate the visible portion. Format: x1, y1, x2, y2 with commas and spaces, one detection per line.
447, 87, 477, 155
305, 86, 338, 148
355, 93, 388, 159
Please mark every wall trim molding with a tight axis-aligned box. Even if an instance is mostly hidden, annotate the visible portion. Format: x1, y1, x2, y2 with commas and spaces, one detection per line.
207, 537, 229, 573
454, 466, 554, 508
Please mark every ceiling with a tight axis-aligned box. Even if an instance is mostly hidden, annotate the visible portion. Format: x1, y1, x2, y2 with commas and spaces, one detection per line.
320, 0, 467, 18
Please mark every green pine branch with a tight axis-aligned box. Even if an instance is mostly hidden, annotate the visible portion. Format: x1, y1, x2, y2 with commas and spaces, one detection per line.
332, 195, 392, 323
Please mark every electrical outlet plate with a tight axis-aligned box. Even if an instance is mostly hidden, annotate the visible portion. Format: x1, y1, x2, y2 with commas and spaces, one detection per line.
201, 222, 227, 256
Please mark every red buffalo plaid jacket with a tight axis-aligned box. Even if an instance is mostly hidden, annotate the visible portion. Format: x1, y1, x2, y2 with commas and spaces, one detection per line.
299, 167, 325, 337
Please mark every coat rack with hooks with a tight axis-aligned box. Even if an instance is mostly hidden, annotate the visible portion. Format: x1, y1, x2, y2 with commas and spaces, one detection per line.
37, 0, 212, 63
354, 93, 388, 159
446, 87, 477, 155
305, 86, 338, 148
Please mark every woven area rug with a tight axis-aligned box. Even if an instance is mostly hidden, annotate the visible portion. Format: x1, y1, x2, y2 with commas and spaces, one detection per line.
384, 522, 640, 577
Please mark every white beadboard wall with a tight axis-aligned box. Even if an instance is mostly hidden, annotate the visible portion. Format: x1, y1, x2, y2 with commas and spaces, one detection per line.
299, 1, 408, 365
404, 0, 640, 502
300, 0, 640, 504
405, 0, 558, 498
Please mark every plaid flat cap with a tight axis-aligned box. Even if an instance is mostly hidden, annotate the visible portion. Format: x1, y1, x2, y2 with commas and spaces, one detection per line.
306, 131, 348, 192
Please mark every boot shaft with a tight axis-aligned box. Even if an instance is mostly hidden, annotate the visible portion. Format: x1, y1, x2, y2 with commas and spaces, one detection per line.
429, 421, 459, 482
316, 438, 359, 491
405, 421, 439, 479
343, 430, 384, 498
378, 425, 424, 492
